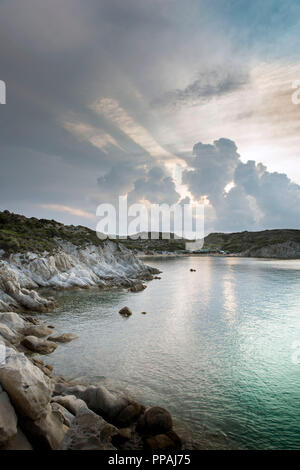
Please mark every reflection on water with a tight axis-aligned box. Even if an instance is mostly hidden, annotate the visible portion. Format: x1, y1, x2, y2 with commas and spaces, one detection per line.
39, 256, 300, 450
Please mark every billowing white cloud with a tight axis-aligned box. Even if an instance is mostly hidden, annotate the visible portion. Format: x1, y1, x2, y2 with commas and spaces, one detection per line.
183, 138, 300, 232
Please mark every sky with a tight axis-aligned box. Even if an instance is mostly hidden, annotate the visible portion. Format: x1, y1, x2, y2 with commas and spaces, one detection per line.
1, 0, 300, 234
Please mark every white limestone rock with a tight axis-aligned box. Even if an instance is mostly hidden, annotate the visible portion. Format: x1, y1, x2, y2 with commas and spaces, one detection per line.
0, 240, 155, 311
0, 323, 20, 344
0, 348, 53, 420
0, 312, 26, 331
22, 404, 68, 450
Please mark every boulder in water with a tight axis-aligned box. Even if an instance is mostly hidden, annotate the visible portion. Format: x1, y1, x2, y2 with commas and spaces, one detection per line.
48, 333, 78, 343
119, 306, 132, 317
21, 336, 57, 355
130, 283, 146, 293
138, 406, 173, 435
21, 325, 53, 338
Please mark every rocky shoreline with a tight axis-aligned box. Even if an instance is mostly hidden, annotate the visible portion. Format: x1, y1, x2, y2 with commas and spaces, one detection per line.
0, 239, 160, 313
0, 311, 195, 451
0, 237, 198, 451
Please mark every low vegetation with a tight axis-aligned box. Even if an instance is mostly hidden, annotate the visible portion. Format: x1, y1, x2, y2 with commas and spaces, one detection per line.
203, 229, 300, 253
1, 210, 300, 257
0, 210, 104, 255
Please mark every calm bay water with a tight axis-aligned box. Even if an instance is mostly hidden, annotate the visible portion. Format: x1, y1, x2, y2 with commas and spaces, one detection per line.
40, 256, 300, 449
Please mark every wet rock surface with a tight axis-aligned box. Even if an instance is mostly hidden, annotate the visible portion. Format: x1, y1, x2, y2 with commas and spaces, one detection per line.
119, 306, 132, 317
130, 282, 146, 292
21, 336, 58, 354
48, 333, 78, 343
138, 406, 173, 435
59, 408, 118, 450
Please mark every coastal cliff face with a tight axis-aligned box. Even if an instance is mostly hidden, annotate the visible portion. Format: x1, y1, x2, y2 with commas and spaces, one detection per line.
0, 211, 157, 312
0, 241, 157, 312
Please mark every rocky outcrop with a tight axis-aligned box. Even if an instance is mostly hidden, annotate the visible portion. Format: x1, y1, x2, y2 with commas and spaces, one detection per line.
119, 306, 132, 317
53, 383, 130, 422
0, 348, 53, 420
21, 325, 54, 338
59, 408, 118, 450
31, 358, 53, 377
51, 402, 74, 427
0, 262, 55, 312
0, 324, 20, 344
51, 395, 88, 415
114, 401, 144, 428
0, 312, 26, 331
137, 406, 173, 435
0, 240, 157, 312
21, 336, 58, 355
1, 427, 33, 450
145, 431, 181, 451
0, 385, 18, 445
21, 403, 68, 450
130, 282, 146, 292
0, 336, 69, 450
48, 333, 78, 343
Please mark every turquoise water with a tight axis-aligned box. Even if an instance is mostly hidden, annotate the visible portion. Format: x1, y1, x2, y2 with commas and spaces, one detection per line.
40, 256, 300, 449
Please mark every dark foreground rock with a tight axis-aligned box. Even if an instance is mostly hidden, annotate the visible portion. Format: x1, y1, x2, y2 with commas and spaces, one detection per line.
0, 348, 53, 420
119, 306, 132, 317
21, 325, 54, 338
138, 406, 173, 435
48, 333, 78, 343
21, 336, 58, 354
0, 385, 18, 445
130, 282, 146, 293
59, 408, 118, 450
145, 433, 177, 451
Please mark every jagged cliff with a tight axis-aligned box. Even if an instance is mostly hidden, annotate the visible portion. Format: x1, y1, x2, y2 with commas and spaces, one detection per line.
0, 211, 158, 312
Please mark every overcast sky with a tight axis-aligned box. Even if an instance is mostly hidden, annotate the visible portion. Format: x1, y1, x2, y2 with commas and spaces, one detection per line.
1, 0, 300, 234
